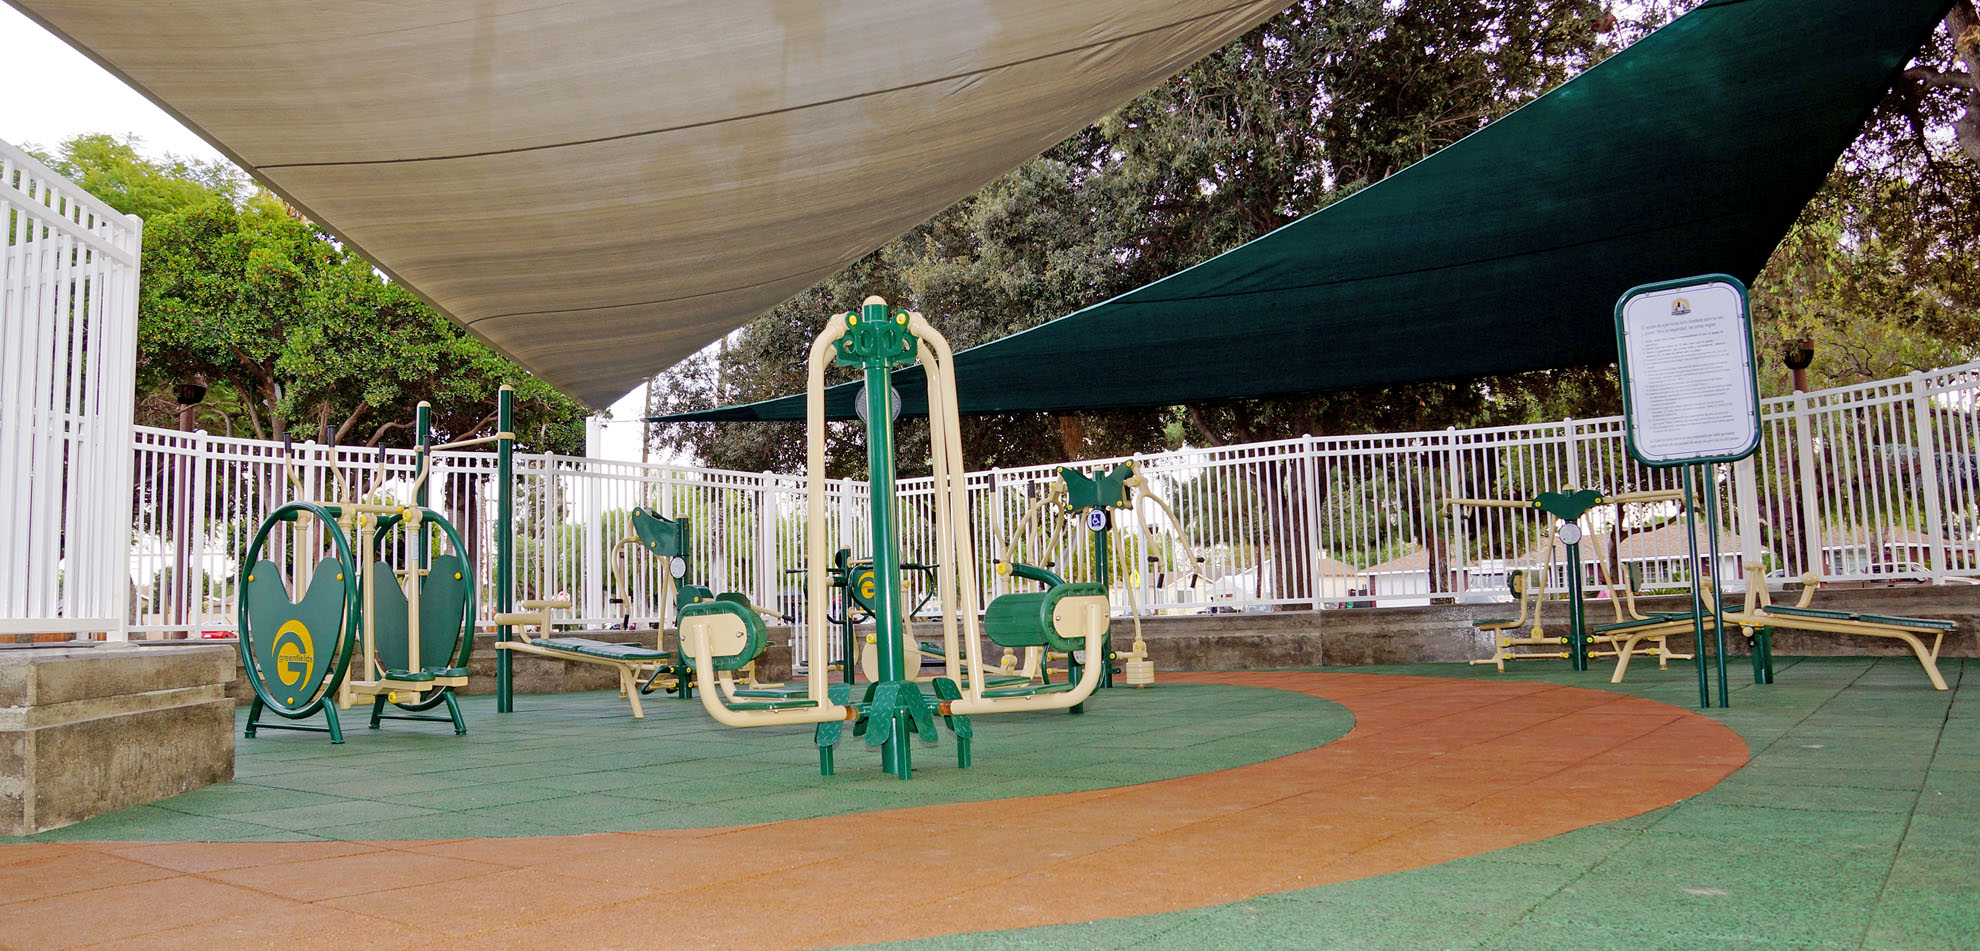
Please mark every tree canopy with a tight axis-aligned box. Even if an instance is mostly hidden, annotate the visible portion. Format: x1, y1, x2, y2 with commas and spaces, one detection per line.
35, 134, 588, 452
651, 0, 1980, 474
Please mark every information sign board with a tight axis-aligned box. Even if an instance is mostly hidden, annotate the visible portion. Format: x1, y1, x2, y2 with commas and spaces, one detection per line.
1614, 274, 1761, 467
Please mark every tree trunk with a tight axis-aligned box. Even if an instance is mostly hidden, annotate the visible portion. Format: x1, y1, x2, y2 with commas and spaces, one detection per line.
334, 401, 372, 444
1054, 413, 1084, 461
1952, 3, 1980, 167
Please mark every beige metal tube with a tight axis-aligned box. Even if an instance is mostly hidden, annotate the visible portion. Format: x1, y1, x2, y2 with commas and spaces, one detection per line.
404, 507, 423, 674
1604, 489, 1684, 505
915, 334, 963, 682
678, 315, 855, 727
431, 432, 512, 451
1443, 498, 1536, 510
997, 489, 1063, 570
683, 625, 857, 727
803, 318, 851, 707
908, 315, 992, 702
941, 601, 1107, 715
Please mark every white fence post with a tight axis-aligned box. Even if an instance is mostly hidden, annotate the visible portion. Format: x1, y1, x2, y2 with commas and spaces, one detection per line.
1794, 392, 1825, 576
1301, 436, 1325, 610
1909, 372, 1946, 583
581, 418, 606, 620
1563, 418, 1581, 490
757, 473, 778, 608
1733, 455, 1763, 574
189, 429, 212, 630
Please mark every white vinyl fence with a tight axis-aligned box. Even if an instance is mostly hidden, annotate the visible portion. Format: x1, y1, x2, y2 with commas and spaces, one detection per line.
124, 359, 1980, 652
1, 139, 141, 637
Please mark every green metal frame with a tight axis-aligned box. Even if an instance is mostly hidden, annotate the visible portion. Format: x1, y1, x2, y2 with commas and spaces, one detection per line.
1531, 489, 1603, 672
365, 508, 477, 732
237, 501, 362, 743
1050, 462, 1136, 688
494, 387, 517, 712
836, 299, 922, 779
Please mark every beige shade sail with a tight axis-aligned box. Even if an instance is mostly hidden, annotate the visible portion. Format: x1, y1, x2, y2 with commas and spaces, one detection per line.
11, 0, 1287, 408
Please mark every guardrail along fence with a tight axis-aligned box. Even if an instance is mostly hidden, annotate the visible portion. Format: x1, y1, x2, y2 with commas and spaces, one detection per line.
125, 359, 1980, 646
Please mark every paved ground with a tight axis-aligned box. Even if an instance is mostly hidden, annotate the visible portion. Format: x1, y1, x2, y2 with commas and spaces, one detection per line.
0, 657, 1972, 950
904, 657, 1976, 951
12, 682, 1345, 842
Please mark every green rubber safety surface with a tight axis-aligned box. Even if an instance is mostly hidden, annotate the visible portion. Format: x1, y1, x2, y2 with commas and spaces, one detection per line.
8, 683, 1351, 843
849, 657, 1978, 951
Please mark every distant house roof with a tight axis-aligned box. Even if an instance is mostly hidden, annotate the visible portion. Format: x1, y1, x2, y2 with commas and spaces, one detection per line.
1317, 556, 1360, 577
1608, 522, 1743, 560
1360, 550, 1427, 576
1818, 526, 1979, 553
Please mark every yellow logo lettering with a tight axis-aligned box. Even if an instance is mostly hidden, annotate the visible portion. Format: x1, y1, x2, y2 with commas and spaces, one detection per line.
272, 620, 315, 688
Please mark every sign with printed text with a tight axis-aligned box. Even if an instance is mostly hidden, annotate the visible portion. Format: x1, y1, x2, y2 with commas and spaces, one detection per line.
1614, 274, 1761, 467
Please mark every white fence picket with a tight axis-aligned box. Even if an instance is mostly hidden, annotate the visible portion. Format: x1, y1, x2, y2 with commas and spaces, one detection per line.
114, 358, 1980, 639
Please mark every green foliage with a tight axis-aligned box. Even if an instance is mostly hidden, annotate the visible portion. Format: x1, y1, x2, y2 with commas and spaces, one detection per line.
1751, 158, 1980, 394
32, 132, 245, 220
41, 133, 587, 453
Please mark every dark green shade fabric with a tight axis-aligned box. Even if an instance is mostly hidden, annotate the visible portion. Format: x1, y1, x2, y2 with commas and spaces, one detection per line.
659, 0, 1953, 423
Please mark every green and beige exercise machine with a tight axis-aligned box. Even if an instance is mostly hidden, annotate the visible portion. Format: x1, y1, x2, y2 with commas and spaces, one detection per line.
488, 470, 786, 716
1450, 487, 1698, 673
236, 395, 497, 742
676, 297, 1109, 779
489, 507, 699, 717
1693, 563, 1954, 691
995, 462, 1201, 688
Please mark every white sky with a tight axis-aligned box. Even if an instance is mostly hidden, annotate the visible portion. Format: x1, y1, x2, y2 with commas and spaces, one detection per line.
3, 5, 654, 461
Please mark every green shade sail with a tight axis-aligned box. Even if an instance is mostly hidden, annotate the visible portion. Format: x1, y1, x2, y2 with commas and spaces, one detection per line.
661, 0, 1952, 423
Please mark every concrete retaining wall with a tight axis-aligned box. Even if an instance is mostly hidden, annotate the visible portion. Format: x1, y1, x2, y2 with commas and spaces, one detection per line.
1130, 584, 1979, 670
1, 644, 235, 835
214, 584, 1974, 703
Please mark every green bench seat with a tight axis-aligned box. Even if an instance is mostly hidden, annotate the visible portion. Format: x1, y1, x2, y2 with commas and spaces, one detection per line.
979, 682, 1079, 699
724, 698, 821, 711
1591, 615, 1695, 635
534, 637, 673, 662
732, 685, 811, 700
1763, 605, 1954, 630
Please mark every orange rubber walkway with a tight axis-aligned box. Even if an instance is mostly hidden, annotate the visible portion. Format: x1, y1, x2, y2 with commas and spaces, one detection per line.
0, 672, 1745, 950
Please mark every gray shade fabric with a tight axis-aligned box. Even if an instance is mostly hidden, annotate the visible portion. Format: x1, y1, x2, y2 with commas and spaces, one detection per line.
10, 0, 1289, 408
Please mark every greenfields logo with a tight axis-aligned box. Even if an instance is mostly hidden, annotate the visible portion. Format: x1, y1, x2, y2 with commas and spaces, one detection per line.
272, 620, 316, 689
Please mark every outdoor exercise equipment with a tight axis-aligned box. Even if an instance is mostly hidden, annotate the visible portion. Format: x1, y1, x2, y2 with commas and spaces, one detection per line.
1465, 565, 1552, 671
788, 549, 938, 684
1585, 552, 1700, 681
677, 296, 1107, 779
237, 399, 486, 742
981, 561, 1109, 713
491, 545, 687, 715
1686, 563, 1954, 691
1450, 488, 1696, 673
490, 476, 791, 714
995, 461, 1203, 689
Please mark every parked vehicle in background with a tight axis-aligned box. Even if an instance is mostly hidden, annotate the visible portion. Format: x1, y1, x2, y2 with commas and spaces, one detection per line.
1831, 562, 1979, 588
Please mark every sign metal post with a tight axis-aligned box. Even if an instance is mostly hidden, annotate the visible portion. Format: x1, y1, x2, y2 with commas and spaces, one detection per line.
1615, 275, 1760, 708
